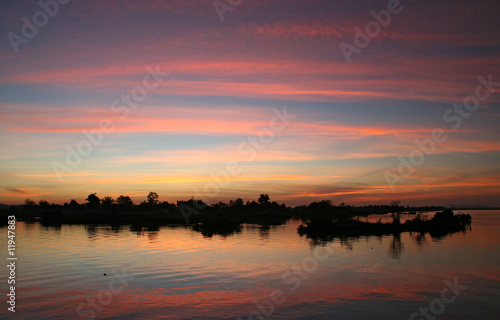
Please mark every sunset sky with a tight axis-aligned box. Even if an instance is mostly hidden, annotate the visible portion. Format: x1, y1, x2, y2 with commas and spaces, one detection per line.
1, 0, 499, 206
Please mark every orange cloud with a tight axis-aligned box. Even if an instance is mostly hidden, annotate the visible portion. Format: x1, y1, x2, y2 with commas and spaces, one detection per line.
3, 187, 53, 199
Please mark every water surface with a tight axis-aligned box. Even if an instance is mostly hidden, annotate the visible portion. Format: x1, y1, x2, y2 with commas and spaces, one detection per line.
1, 210, 499, 319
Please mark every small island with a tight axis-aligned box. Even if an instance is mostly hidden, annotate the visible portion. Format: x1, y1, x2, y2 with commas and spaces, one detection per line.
297, 208, 472, 240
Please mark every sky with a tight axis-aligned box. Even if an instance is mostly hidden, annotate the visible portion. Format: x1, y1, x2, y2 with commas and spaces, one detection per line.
0, 0, 499, 207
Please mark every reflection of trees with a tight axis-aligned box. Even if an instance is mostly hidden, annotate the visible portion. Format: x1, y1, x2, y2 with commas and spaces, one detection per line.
305, 233, 404, 258
41, 224, 62, 234
259, 225, 270, 239
111, 225, 122, 235
410, 232, 427, 248
193, 223, 242, 238
23, 221, 36, 231
86, 225, 97, 239
339, 237, 355, 251
101, 225, 122, 236
130, 225, 144, 235
389, 233, 404, 259
147, 231, 158, 243
85, 225, 124, 238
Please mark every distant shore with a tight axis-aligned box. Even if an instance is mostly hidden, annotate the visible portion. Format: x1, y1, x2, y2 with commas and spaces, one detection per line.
0, 194, 477, 240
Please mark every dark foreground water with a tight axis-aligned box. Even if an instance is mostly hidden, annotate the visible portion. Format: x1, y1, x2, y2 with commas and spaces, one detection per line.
1, 210, 499, 320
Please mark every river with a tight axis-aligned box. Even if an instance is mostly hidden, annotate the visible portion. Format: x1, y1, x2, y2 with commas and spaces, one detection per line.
1, 210, 499, 319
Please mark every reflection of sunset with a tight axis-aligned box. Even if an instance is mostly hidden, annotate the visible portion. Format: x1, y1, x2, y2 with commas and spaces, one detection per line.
7, 210, 500, 319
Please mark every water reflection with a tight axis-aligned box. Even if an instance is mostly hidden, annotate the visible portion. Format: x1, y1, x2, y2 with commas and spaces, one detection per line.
86, 225, 98, 239
410, 231, 428, 248
1, 211, 499, 320
40, 222, 62, 232
258, 225, 271, 239
77, 215, 472, 261
147, 231, 158, 243
389, 233, 403, 259
300, 227, 471, 259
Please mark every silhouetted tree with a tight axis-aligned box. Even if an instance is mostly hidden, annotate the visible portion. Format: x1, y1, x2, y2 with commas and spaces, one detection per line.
229, 198, 244, 207
390, 200, 401, 223
86, 193, 101, 209
69, 199, 80, 208
147, 192, 159, 206
258, 194, 270, 205
38, 200, 50, 208
434, 209, 454, 221
117, 195, 133, 211
101, 196, 115, 209
160, 201, 176, 214
211, 201, 228, 210
24, 198, 36, 207
320, 200, 332, 206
